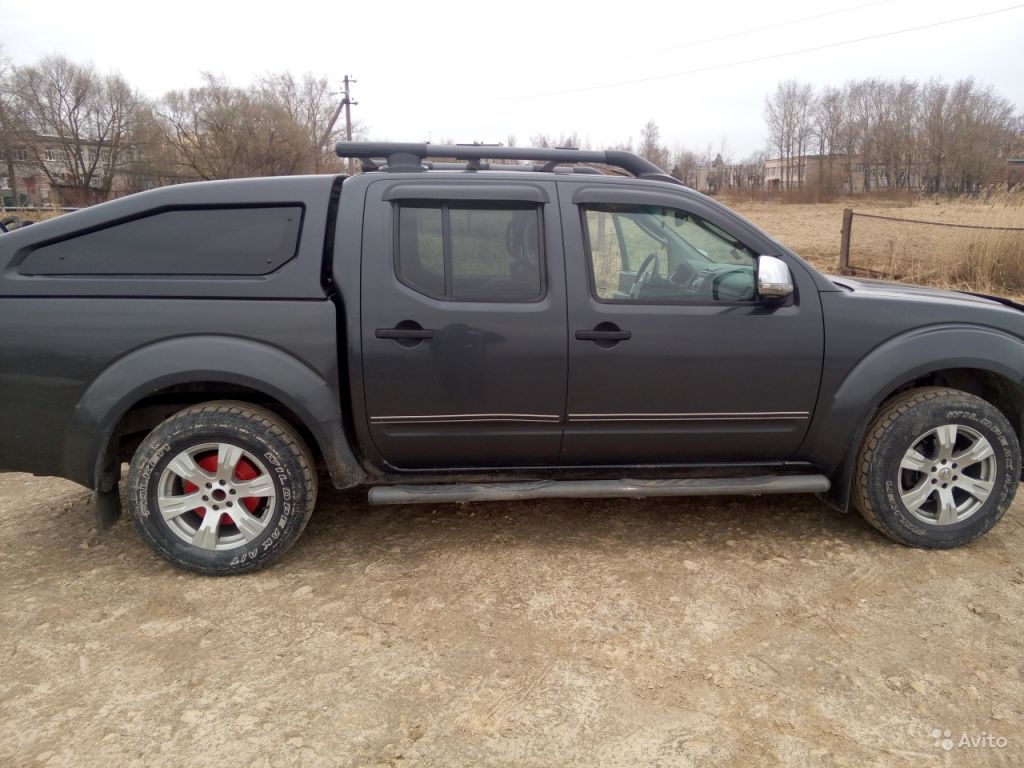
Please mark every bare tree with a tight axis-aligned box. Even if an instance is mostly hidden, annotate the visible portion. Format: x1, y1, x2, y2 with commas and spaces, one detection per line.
740, 150, 767, 189
670, 145, 699, 187
892, 79, 920, 189
639, 120, 669, 169
915, 78, 1016, 193
158, 74, 312, 180
10, 56, 141, 205
764, 80, 815, 188
764, 89, 788, 185
766, 76, 1017, 196
793, 87, 815, 187
117, 104, 188, 193
258, 73, 362, 173
919, 79, 950, 193
845, 80, 868, 190
0, 46, 21, 208
812, 86, 845, 196
947, 79, 1016, 192
529, 132, 583, 149
867, 79, 919, 189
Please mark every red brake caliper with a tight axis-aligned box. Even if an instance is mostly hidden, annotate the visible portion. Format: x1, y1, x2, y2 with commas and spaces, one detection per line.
184, 452, 261, 525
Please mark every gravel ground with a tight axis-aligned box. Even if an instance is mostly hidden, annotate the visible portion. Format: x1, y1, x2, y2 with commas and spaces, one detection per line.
1, 472, 1023, 767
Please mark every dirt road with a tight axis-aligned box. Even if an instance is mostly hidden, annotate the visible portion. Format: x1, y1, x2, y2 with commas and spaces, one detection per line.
1, 472, 1022, 767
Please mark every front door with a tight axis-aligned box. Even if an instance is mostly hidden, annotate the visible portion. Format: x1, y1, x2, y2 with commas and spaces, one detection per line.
558, 183, 824, 465
361, 178, 566, 469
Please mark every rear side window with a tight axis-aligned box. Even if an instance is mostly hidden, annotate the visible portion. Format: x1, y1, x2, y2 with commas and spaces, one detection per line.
395, 201, 543, 302
20, 206, 303, 276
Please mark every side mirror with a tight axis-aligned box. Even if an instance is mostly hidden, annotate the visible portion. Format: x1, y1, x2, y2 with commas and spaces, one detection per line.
757, 255, 793, 300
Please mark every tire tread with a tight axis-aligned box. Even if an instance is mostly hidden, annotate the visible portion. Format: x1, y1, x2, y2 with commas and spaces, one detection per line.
852, 386, 1016, 547
126, 400, 317, 575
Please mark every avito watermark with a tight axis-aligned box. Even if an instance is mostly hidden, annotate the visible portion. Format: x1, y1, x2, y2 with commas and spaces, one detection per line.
932, 728, 1009, 751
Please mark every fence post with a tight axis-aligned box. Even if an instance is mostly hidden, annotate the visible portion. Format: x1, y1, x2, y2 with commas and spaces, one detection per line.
839, 208, 854, 272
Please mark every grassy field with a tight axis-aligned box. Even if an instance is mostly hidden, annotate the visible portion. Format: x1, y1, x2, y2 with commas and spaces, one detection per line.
730, 192, 1024, 297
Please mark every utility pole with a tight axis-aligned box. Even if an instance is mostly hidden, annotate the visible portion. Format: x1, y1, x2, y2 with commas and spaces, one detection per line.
342, 75, 357, 175
318, 75, 357, 174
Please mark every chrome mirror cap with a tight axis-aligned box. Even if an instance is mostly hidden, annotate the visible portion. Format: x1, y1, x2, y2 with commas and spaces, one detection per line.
757, 255, 794, 299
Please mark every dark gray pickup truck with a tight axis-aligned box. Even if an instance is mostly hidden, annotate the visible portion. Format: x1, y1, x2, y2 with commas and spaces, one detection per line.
1, 143, 1021, 574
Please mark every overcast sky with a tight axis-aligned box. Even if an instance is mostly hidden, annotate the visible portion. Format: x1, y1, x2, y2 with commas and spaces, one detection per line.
3, 0, 1022, 158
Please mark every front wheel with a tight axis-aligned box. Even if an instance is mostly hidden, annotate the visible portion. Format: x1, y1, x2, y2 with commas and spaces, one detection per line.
126, 401, 317, 575
853, 387, 1019, 548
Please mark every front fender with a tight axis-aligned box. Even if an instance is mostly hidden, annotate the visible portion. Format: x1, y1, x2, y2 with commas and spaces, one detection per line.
802, 324, 1024, 505
64, 335, 365, 491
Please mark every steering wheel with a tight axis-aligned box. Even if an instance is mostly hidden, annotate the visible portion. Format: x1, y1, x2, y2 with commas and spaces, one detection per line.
668, 259, 697, 287
630, 252, 660, 299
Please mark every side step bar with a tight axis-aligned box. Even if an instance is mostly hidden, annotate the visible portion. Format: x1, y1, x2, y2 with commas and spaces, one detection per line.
368, 474, 830, 506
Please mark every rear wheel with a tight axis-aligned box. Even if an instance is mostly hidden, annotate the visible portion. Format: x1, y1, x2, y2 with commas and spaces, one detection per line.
853, 387, 1019, 548
126, 401, 317, 575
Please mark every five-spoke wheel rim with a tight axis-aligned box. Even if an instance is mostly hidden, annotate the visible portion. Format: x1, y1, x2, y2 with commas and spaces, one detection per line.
898, 424, 997, 526
157, 442, 277, 551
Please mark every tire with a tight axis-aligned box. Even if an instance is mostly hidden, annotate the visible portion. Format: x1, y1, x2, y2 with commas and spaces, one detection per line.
853, 387, 1020, 548
126, 401, 317, 575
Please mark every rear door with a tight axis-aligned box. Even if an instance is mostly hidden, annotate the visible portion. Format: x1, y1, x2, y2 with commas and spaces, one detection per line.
360, 178, 567, 468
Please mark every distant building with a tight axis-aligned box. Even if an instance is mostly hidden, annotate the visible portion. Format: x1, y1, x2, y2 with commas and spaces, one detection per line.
1, 146, 49, 207
2, 135, 141, 208
764, 154, 924, 193
693, 155, 762, 194
988, 158, 1024, 190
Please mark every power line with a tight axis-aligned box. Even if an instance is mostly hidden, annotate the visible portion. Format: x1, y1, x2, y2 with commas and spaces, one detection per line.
605, 0, 896, 63
458, 4, 1024, 104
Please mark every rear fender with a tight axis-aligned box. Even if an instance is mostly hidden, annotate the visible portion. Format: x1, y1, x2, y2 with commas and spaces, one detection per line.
65, 335, 366, 491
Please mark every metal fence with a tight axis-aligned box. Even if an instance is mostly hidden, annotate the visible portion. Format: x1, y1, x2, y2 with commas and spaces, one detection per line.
838, 208, 1024, 287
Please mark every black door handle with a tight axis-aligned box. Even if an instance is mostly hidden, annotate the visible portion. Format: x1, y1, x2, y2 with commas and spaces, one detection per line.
376, 328, 435, 340
376, 321, 435, 347
575, 323, 631, 348
575, 329, 631, 341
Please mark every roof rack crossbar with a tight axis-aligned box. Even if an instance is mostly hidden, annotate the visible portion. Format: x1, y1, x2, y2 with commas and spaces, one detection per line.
420, 161, 605, 175
335, 142, 681, 185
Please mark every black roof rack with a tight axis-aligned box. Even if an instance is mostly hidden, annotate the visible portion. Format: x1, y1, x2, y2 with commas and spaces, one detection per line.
335, 142, 681, 185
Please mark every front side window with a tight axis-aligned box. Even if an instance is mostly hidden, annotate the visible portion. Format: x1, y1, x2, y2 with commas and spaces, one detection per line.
582, 203, 757, 303
396, 201, 543, 302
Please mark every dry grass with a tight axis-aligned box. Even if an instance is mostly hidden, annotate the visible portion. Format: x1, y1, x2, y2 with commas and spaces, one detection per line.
732, 191, 1024, 298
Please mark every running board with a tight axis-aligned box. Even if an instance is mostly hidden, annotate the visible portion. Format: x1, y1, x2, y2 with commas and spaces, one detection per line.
368, 474, 830, 506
